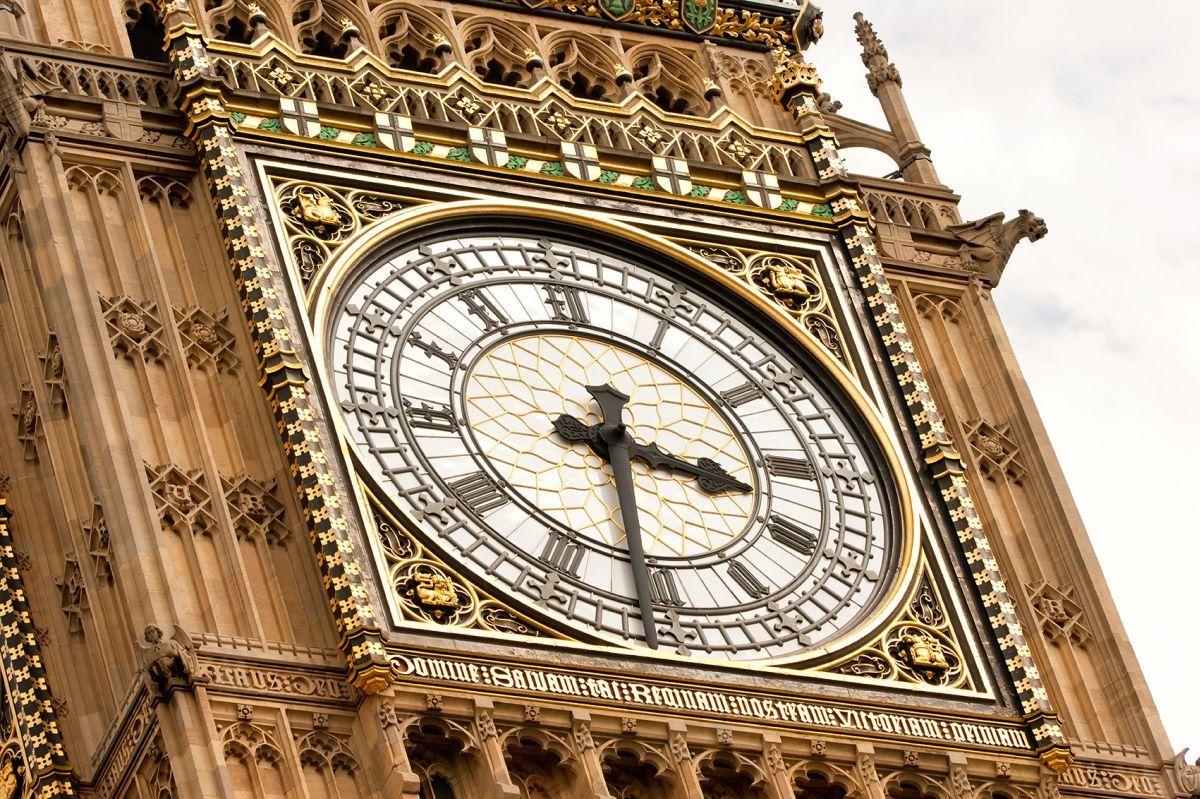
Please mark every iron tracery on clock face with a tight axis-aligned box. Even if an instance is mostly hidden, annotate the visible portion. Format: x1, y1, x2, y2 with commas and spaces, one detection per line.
324, 222, 906, 662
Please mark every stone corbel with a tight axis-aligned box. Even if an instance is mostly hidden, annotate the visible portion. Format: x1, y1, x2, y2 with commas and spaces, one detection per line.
136, 624, 209, 704
571, 711, 615, 799
473, 699, 521, 799
668, 721, 704, 799
361, 696, 422, 799
0, 56, 31, 163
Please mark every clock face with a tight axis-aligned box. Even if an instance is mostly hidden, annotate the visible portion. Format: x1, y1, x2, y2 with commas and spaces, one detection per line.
326, 228, 902, 661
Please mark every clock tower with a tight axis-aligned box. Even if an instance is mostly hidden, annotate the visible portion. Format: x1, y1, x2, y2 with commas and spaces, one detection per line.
0, 1, 1192, 799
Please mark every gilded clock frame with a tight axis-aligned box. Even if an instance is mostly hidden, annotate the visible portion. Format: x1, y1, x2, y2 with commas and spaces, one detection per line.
306, 197, 923, 674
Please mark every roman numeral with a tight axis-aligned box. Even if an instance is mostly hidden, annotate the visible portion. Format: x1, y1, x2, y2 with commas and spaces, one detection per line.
457, 288, 508, 331
766, 455, 816, 481
649, 568, 683, 607
446, 471, 508, 515
543, 283, 589, 324
727, 561, 769, 599
538, 528, 584, 576
768, 514, 818, 556
720, 381, 762, 408
407, 331, 458, 369
402, 398, 456, 432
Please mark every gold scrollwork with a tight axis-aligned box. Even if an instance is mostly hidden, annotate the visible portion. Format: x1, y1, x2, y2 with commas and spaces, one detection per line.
369, 498, 550, 638
274, 179, 410, 287
828, 574, 969, 690
689, 246, 846, 364
399, 561, 472, 624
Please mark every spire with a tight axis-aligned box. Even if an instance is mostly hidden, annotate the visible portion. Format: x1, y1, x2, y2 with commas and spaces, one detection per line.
853, 12, 902, 96
851, 11, 942, 186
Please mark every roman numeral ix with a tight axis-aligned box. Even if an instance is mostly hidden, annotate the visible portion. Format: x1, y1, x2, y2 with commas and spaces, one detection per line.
768, 514, 818, 555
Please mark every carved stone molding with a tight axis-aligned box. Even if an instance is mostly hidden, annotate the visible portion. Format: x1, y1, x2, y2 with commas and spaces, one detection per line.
84, 502, 112, 581
199, 658, 354, 701
12, 384, 39, 462
1057, 761, 1167, 797
222, 473, 287, 545
137, 174, 194, 208
1026, 580, 1092, 648
220, 718, 285, 767
913, 292, 963, 324
64, 163, 123, 196
175, 306, 239, 373
55, 554, 88, 635
91, 691, 156, 799
145, 463, 216, 537
965, 417, 1027, 485
100, 295, 167, 364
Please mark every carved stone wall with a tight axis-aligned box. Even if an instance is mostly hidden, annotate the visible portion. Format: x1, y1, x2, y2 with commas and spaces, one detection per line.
0, 146, 339, 775
895, 278, 1174, 762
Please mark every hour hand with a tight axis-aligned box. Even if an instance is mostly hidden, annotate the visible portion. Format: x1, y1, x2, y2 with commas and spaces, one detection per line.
629, 441, 752, 495
551, 413, 595, 443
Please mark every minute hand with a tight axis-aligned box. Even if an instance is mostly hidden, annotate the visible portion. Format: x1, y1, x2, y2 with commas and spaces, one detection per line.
628, 441, 752, 495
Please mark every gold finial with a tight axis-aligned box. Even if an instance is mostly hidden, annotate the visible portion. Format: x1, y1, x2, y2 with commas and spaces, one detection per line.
523, 48, 544, 71
340, 17, 361, 43
766, 47, 819, 102
431, 32, 453, 56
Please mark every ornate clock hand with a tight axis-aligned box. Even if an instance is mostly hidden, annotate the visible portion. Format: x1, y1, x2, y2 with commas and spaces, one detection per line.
552, 413, 750, 495
585, 384, 660, 650
627, 441, 752, 495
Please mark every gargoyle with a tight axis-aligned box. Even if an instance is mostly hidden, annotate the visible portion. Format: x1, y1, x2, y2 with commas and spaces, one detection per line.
947, 209, 1047, 285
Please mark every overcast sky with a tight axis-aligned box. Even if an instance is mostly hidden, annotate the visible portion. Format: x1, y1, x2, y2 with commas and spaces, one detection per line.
811, 2, 1199, 754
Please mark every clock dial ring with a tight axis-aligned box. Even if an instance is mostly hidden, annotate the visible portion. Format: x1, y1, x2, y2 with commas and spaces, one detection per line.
314, 205, 912, 657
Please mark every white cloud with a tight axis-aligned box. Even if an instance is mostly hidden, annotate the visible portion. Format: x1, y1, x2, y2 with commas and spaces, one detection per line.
814, 1, 1200, 752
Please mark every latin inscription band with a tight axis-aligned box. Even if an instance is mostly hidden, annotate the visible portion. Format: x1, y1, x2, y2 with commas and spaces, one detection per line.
389, 652, 1030, 751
